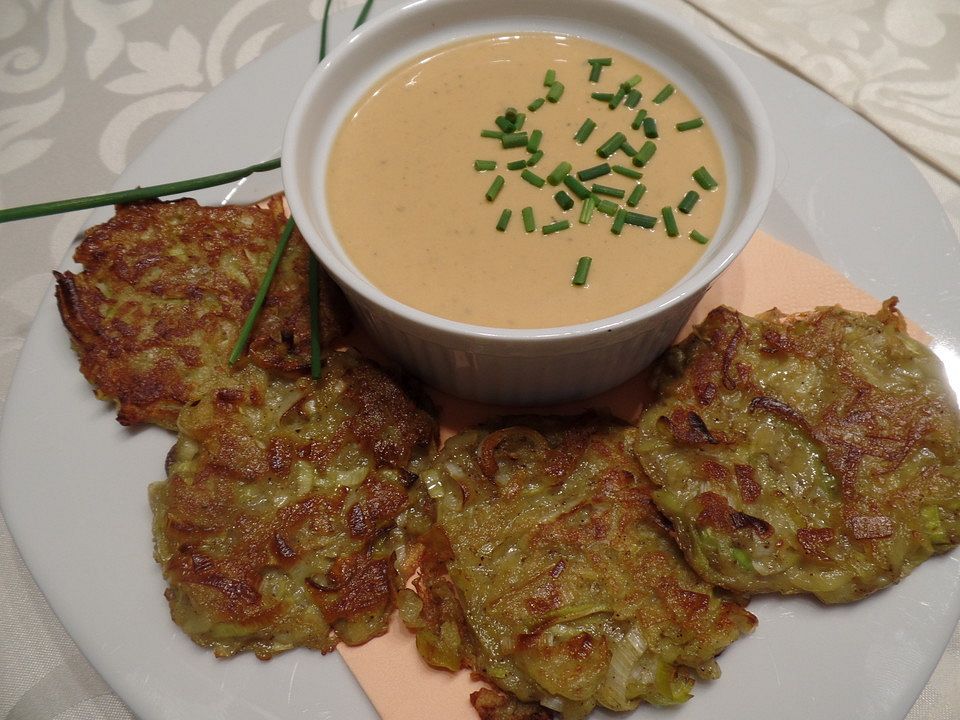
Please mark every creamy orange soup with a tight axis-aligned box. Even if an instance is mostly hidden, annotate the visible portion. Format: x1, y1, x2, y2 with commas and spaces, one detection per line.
327, 33, 725, 328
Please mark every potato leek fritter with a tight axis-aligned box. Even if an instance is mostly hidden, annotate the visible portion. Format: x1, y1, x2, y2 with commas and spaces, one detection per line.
635, 300, 960, 603
149, 350, 437, 659
400, 414, 756, 720
54, 196, 350, 429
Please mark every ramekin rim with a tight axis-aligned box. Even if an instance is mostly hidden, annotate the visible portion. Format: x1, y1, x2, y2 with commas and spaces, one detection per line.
282, 0, 775, 344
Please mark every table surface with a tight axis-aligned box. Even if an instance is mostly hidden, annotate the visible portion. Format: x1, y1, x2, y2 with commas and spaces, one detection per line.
1, 1, 958, 718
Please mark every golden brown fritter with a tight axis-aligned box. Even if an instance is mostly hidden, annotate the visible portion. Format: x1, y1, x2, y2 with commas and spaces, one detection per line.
149, 350, 437, 659
400, 414, 756, 720
635, 299, 960, 603
54, 196, 350, 429
471, 688, 553, 720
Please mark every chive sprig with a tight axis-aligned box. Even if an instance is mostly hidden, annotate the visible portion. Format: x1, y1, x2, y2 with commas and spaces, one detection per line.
0, 158, 281, 224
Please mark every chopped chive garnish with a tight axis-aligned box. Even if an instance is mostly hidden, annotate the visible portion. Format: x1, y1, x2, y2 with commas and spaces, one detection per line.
474, 159, 497, 171
574, 118, 597, 144
678, 190, 700, 214
485, 175, 505, 201
587, 57, 612, 83
512, 113, 526, 131
625, 211, 657, 228
522, 206, 536, 232
642, 116, 659, 138
653, 84, 675, 103
596, 132, 626, 158
620, 139, 638, 157
608, 87, 626, 109
544, 68, 557, 86
0, 157, 284, 224
481, 129, 503, 139
595, 197, 619, 216
611, 208, 627, 235
229, 216, 296, 365
612, 164, 643, 180
505, 107, 519, 120
572, 256, 592, 285
526, 150, 544, 166
632, 141, 657, 166
622, 74, 642, 89
521, 168, 546, 188
627, 183, 647, 207
577, 163, 611, 181
495, 115, 514, 133
542, 220, 571, 235
527, 129, 543, 152
676, 117, 704, 132
690, 229, 711, 244
579, 196, 596, 224
547, 161, 573, 185
546, 81, 565, 102
507, 159, 529, 171
528, 97, 546, 112
591, 92, 614, 102
625, 89, 642, 108
496, 208, 512, 231
693, 166, 718, 190
563, 174, 592, 200
501, 132, 528, 149
592, 183, 626, 198
662, 206, 679, 236
630, 109, 648, 130
554, 190, 575, 211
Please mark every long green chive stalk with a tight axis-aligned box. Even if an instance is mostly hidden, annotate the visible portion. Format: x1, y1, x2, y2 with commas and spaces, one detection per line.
0, 158, 281, 224
237, 0, 376, 374
0, 1, 378, 378
306, 0, 376, 377
228, 217, 296, 365
352, 0, 376, 29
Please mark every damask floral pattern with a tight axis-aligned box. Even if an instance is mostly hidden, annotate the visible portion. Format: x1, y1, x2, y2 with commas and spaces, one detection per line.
688, 0, 960, 183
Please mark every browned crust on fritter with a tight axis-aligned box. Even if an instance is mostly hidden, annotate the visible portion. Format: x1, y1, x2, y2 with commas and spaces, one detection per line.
471, 688, 553, 720
54, 196, 350, 429
151, 351, 437, 658
637, 299, 960, 601
405, 414, 756, 716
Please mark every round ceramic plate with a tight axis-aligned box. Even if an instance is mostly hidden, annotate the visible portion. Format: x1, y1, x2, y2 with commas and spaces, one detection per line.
1, 2, 958, 720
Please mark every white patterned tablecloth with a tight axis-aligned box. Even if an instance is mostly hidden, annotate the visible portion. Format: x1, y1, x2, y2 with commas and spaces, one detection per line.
1, 1, 957, 719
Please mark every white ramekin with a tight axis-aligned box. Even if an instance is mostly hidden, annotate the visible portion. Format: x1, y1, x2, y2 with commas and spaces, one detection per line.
283, 0, 774, 405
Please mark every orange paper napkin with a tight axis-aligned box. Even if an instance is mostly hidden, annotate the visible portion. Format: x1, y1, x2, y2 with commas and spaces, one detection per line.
338, 229, 915, 719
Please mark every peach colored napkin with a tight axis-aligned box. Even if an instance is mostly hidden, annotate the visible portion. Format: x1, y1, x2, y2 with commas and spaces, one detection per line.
338, 229, 915, 719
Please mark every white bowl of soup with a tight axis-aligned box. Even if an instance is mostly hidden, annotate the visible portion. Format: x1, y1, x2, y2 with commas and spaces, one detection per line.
283, 0, 774, 404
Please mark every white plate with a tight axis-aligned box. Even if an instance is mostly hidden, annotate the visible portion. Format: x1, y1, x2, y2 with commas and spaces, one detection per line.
2, 2, 959, 720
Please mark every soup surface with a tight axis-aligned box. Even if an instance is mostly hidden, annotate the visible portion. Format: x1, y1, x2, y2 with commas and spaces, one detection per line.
327, 33, 725, 328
